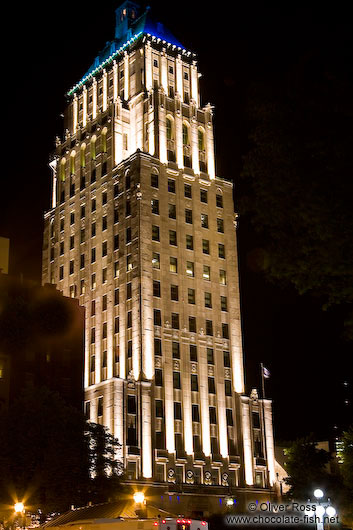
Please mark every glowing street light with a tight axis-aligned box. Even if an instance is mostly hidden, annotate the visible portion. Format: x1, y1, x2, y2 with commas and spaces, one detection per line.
133, 492, 145, 504
14, 503, 24, 513
313, 489, 324, 500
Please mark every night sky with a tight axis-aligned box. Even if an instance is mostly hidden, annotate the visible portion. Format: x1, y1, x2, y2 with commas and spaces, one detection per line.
2, 1, 352, 443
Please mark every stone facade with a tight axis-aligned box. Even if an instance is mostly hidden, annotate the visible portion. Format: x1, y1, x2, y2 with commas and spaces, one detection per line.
42, 1, 276, 500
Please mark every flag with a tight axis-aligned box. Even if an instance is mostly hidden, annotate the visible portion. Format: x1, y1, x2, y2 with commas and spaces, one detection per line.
262, 366, 271, 379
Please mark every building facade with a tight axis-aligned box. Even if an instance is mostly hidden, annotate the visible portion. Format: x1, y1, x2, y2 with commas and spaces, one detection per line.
42, 1, 276, 501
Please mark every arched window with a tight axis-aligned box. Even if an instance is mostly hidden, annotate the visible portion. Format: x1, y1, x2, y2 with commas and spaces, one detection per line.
198, 127, 205, 151
70, 151, 76, 175
60, 158, 66, 182
91, 135, 97, 160
102, 127, 107, 153
166, 116, 174, 140
80, 143, 86, 167
182, 122, 190, 145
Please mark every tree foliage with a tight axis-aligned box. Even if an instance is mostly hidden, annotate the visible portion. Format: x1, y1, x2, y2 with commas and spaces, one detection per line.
240, 46, 353, 340
0, 387, 122, 515
284, 435, 331, 499
340, 426, 353, 494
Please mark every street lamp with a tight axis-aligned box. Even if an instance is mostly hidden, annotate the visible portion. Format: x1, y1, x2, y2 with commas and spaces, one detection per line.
314, 489, 325, 530
133, 492, 145, 504
14, 503, 24, 514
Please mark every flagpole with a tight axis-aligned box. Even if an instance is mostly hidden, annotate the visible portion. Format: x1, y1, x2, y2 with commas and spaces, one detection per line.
260, 363, 269, 487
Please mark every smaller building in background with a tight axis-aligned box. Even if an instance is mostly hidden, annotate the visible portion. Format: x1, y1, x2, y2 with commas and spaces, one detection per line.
0, 272, 84, 412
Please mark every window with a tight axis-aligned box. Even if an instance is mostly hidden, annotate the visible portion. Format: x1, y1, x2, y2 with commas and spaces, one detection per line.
221, 296, 228, 311
206, 320, 213, 336
207, 348, 214, 364
114, 288, 119, 305
114, 182, 119, 197
128, 395, 137, 414
60, 242, 64, 255
225, 380, 232, 396
168, 203, 176, 219
171, 313, 179, 329
114, 234, 119, 250
185, 209, 193, 224
222, 323, 229, 339
186, 261, 194, 277
69, 260, 74, 275
208, 377, 216, 394
220, 269, 227, 285
184, 184, 192, 198
102, 241, 107, 257
168, 179, 175, 193
102, 268, 107, 283
127, 341, 132, 358
114, 208, 119, 224
127, 311, 132, 329
200, 189, 208, 203
60, 218, 65, 231
209, 406, 217, 424
173, 371, 181, 389
223, 350, 231, 368
80, 229, 85, 244
126, 227, 132, 243
191, 374, 198, 392
91, 327, 96, 344
216, 194, 223, 208
151, 172, 159, 188
156, 400, 164, 418
97, 396, 103, 417
114, 317, 119, 334
151, 199, 159, 215
91, 273, 96, 289
70, 212, 75, 225
154, 338, 162, 356
80, 205, 85, 219
170, 257, 177, 273
171, 285, 179, 301
189, 316, 196, 333
152, 225, 160, 241
102, 191, 107, 205
226, 409, 234, 426
126, 282, 132, 299
102, 295, 107, 311
201, 213, 209, 228
202, 239, 210, 254
114, 261, 119, 278
125, 173, 131, 189
169, 230, 177, 246
203, 265, 210, 281
126, 254, 133, 271
91, 222, 96, 238
152, 252, 160, 269
102, 322, 107, 339
174, 402, 182, 420
205, 292, 212, 308
190, 344, 197, 362
126, 199, 131, 217
217, 218, 224, 233
91, 198, 96, 212
218, 243, 225, 259
153, 280, 161, 297
172, 341, 180, 359
192, 404, 200, 422
155, 368, 163, 386
80, 279, 85, 295
188, 288, 195, 304
186, 234, 193, 250
154, 309, 161, 326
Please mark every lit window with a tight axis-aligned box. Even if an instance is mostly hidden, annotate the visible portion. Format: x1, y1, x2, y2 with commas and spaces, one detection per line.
202, 239, 210, 254
169, 230, 177, 246
152, 252, 160, 269
201, 213, 209, 228
217, 218, 224, 233
200, 189, 208, 203
219, 269, 227, 285
170, 257, 177, 273
218, 243, 225, 259
186, 261, 194, 277
203, 265, 210, 280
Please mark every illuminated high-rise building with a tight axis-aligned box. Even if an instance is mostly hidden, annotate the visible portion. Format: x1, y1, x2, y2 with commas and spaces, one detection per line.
42, 1, 276, 507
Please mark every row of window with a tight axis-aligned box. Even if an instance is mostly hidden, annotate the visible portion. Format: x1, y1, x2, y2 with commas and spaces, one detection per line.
89, 313, 229, 341
154, 341, 231, 366
154, 399, 234, 426
154, 368, 232, 396
153, 282, 228, 310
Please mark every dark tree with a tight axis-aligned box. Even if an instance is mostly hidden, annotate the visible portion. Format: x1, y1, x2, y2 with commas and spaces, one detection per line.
283, 435, 331, 500
0, 387, 122, 514
240, 41, 353, 340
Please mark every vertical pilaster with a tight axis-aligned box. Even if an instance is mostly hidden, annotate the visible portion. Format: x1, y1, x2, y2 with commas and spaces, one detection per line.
141, 381, 152, 478
73, 95, 78, 132
200, 354, 211, 457
263, 399, 276, 486
83, 86, 87, 127
124, 51, 129, 99
217, 380, 229, 458
92, 79, 97, 120
191, 61, 199, 107
205, 104, 215, 179
103, 69, 108, 112
145, 42, 153, 91
114, 98, 123, 166
241, 397, 254, 485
